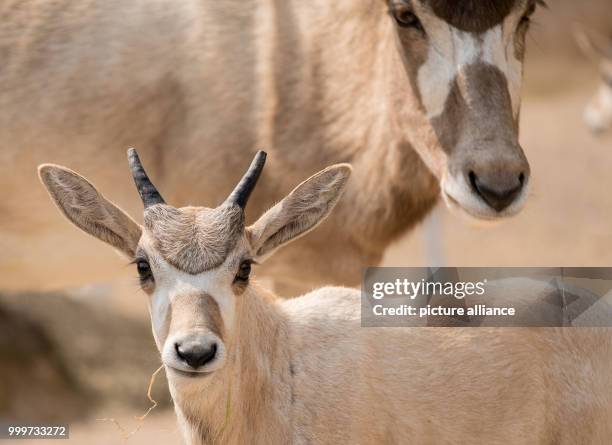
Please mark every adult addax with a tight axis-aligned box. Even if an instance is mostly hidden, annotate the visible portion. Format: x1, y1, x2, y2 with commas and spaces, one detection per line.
3, 0, 542, 291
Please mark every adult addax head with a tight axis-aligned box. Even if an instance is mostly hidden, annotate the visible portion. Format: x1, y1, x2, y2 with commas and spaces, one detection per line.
387, 0, 542, 217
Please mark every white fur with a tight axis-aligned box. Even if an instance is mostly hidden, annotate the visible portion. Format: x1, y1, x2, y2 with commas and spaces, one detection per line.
417, 19, 523, 119
441, 169, 528, 221
413, 8, 528, 221
139, 232, 236, 374
153, 263, 235, 371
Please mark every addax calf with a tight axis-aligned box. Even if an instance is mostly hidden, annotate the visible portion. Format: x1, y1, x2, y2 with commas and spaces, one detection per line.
39, 151, 612, 444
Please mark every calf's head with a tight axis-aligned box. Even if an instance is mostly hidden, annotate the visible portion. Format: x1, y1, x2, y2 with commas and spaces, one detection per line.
386, 0, 541, 218
39, 149, 351, 378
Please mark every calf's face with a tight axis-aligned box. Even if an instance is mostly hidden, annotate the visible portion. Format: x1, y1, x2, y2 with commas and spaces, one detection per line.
38, 150, 351, 379
387, 0, 540, 218
134, 204, 249, 377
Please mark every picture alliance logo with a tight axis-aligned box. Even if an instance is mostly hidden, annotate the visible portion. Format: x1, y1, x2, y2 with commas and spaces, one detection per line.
371, 278, 488, 300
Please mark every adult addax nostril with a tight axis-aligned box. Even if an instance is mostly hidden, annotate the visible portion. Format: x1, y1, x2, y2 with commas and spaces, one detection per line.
175, 342, 218, 369
469, 170, 525, 213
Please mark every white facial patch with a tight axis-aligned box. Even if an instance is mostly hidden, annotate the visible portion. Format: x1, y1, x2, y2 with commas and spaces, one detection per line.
441, 168, 528, 221
139, 234, 237, 350
150, 259, 237, 374
415, 10, 524, 118
153, 264, 236, 335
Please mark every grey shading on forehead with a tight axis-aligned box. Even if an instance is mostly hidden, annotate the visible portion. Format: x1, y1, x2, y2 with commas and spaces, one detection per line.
421, 0, 518, 33
144, 204, 245, 274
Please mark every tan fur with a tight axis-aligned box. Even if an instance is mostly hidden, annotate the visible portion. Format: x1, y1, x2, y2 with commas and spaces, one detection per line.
173, 285, 612, 445
37, 164, 142, 257
170, 292, 225, 340
38, 159, 612, 444
144, 205, 244, 273
3, 0, 538, 293
248, 165, 353, 260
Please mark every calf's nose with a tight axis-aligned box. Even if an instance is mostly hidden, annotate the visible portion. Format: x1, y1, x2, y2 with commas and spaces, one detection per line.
468, 168, 527, 212
175, 340, 217, 369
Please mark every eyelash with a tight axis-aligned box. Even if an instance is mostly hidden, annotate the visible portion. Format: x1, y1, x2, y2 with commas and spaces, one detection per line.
388, 2, 425, 34
130, 256, 258, 289
520, 2, 538, 26
131, 257, 153, 284
234, 259, 254, 283
395, 10, 424, 32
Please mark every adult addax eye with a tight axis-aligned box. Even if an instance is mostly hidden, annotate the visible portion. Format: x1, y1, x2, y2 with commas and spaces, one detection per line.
235, 260, 252, 283
136, 259, 153, 282
392, 5, 424, 32
519, 2, 537, 28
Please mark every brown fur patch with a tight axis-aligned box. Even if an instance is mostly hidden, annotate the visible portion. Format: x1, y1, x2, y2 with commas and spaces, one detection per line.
144, 204, 244, 274
431, 63, 529, 187
170, 292, 225, 340
203, 293, 225, 339
431, 63, 518, 157
423, 0, 517, 33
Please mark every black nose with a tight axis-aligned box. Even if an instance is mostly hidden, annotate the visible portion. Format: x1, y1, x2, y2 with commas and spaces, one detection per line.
469, 170, 526, 212
175, 341, 217, 369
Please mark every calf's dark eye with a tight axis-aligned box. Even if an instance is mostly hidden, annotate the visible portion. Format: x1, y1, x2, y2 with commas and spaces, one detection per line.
235, 260, 252, 282
136, 259, 152, 281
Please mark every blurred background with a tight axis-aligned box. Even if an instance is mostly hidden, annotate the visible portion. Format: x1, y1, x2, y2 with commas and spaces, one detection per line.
1, 1, 611, 444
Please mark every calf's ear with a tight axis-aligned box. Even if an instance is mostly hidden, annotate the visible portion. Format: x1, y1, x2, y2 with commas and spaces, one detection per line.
247, 164, 352, 262
38, 164, 142, 258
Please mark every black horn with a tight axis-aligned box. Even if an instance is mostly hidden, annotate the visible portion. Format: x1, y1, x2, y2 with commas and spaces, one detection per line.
226, 150, 267, 208
127, 148, 165, 208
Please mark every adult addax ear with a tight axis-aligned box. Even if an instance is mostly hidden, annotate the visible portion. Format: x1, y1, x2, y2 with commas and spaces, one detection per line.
247, 164, 352, 262
38, 164, 142, 258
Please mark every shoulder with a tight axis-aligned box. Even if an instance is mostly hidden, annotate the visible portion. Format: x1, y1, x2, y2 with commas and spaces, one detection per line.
281, 286, 361, 320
